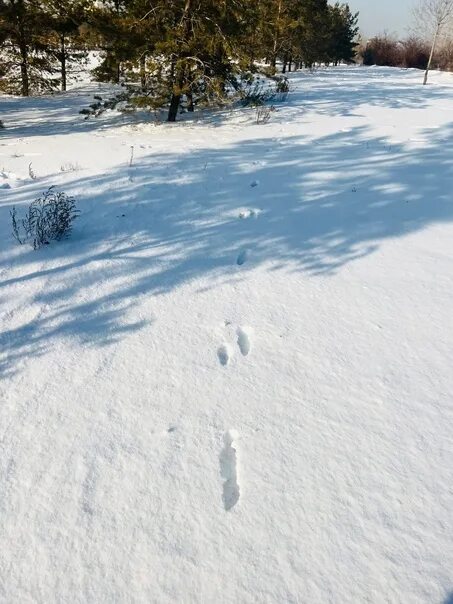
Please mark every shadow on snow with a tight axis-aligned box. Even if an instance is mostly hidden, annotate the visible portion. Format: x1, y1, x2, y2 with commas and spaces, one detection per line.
1, 71, 452, 377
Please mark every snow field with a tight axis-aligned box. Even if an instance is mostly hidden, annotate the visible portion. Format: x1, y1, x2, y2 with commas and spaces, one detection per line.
1, 66, 453, 603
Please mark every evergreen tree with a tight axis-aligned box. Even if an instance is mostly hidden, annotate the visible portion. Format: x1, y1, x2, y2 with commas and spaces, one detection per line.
87, 0, 145, 84
0, 0, 56, 95
326, 3, 359, 65
292, 0, 330, 69
132, 0, 255, 121
40, 0, 90, 91
0, 0, 362, 114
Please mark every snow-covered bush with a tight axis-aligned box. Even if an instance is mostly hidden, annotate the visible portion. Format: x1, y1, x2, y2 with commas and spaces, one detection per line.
11, 187, 79, 250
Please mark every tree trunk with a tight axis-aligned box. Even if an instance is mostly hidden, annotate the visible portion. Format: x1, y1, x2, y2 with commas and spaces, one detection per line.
423, 25, 439, 85
60, 34, 67, 92
168, 91, 180, 122
19, 50, 29, 96
18, 24, 29, 96
167, 0, 192, 122
282, 53, 288, 73
187, 89, 194, 112
272, 0, 283, 69
168, 66, 185, 121
140, 54, 146, 90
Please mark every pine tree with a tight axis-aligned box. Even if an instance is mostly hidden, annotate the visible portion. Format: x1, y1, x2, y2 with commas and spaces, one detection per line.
0, 0, 56, 95
293, 0, 330, 69
86, 0, 143, 84
40, 0, 90, 91
256, 0, 333, 72
131, 0, 256, 121
326, 3, 359, 65
1, 0, 362, 114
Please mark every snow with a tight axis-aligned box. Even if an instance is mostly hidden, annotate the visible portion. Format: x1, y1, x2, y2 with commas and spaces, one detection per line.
1, 66, 453, 603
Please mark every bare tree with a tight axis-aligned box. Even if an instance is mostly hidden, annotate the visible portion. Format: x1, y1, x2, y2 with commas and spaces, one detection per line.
414, 0, 453, 84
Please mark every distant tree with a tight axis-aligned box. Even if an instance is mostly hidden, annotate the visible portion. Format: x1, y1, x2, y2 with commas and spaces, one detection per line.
361, 33, 403, 67
414, 0, 453, 83
435, 36, 453, 69
266, 0, 291, 70
0, 0, 369, 122
293, 0, 331, 70
400, 35, 430, 69
40, 0, 90, 91
0, 0, 56, 95
326, 2, 359, 65
85, 0, 133, 84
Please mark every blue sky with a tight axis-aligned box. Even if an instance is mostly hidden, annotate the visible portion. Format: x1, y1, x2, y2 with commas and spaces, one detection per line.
345, 0, 415, 37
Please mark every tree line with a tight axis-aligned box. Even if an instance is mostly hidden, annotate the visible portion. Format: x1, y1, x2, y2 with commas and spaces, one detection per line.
358, 0, 453, 84
0, 0, 359, 120
359, 33, 453, 73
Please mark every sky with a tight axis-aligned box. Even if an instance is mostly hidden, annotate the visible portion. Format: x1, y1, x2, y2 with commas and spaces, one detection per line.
345, 0, 415, 37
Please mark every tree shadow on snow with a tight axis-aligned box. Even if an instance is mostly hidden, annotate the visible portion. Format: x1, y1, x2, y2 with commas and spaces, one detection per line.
1, 105, 453, 377
0, 83, 143, 140
284, 66, 453, 118
1, 66, 451, 141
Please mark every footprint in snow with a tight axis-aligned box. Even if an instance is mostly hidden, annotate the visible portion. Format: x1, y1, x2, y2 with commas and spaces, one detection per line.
237, 249, 249, 266
237, 327, 251, 356
217, 344, 231, 367
219, 430, 240, 511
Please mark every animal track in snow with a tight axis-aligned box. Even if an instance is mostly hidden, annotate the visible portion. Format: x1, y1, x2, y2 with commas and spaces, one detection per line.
217, 344, 231, 366
237, 327, 251, 356
217, 324, 252, 366
81, 458, 98, 519
219, 430, 240, 511
237, 249, 249, 266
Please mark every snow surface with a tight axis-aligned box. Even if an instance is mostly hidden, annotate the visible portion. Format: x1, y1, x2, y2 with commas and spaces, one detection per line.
1, 66, 453, 603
